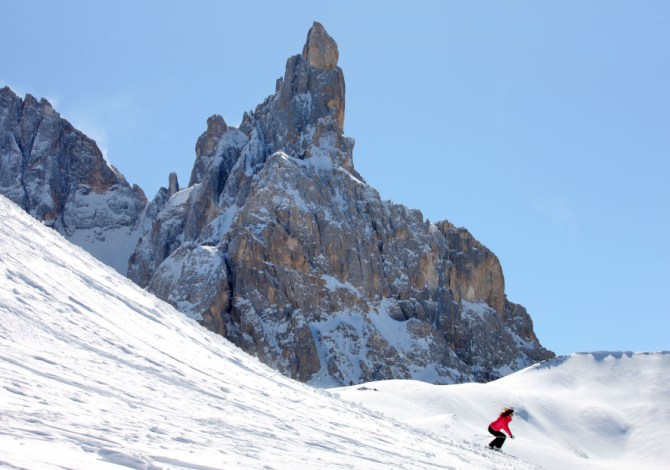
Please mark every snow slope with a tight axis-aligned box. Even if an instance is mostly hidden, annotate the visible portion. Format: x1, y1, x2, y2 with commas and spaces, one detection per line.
0, 193, 535, 469
1, 193, 666, 469
337, 351, 670, 470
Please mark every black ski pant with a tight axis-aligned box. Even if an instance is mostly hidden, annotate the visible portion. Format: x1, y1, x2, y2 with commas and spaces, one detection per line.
488, 426, 507, 448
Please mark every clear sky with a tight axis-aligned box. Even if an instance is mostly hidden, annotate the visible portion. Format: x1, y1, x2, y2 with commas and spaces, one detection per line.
2, 1, 668, 356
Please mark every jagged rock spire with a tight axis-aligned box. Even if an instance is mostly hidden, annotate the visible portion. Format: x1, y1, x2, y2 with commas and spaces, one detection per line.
242, 21, 351, 170
302, 22, 339, 71
168, 172, 179, 198
190, 114, 228, 187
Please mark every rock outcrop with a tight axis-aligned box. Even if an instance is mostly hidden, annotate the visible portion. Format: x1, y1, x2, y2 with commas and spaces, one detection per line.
0, 86, 147, 274
128, 22, 554, 385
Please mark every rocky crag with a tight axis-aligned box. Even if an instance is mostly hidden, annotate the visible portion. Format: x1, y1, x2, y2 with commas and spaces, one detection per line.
0, 87, 147, 274
127, 22, 554, 385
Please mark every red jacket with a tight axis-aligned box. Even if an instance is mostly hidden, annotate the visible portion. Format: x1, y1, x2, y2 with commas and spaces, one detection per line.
489, 415, 513, 437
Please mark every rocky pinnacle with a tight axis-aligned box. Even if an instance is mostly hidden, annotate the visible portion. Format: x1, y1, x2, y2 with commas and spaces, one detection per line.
302, 22, 339, 71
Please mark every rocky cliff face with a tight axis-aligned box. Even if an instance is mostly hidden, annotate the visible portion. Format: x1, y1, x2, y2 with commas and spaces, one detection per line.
128, 22, 554, 385
0, 86, 147, 274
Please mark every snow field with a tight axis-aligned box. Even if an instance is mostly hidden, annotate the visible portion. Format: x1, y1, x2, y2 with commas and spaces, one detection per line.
336, 351, 670, 470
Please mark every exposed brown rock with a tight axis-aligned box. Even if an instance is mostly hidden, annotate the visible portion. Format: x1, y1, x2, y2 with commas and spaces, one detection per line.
302, 22, 339, 71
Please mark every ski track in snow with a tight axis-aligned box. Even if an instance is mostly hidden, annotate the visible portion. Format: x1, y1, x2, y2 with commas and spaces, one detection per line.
1, 193, 667, 469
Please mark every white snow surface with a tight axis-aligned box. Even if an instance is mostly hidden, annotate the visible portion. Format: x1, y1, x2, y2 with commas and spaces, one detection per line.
0, 193, 666, 469
337, 351, 670, 470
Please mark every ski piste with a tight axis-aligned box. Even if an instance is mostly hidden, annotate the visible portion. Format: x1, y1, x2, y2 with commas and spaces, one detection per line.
1, 195, 668, 468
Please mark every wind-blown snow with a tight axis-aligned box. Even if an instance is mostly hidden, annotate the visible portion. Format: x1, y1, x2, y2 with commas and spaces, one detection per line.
0, 193, 665, 469
0, 195, 533, 469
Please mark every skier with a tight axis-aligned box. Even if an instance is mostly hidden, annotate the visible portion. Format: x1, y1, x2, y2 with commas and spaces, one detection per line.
488, 408, 514, 451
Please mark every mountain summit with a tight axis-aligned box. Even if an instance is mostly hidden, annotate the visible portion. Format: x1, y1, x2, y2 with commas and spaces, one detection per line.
126, 23, 554, 385
303, 22, 340, 71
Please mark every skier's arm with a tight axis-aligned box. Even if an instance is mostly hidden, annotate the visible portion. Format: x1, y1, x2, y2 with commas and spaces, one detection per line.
502, 421, 513, 438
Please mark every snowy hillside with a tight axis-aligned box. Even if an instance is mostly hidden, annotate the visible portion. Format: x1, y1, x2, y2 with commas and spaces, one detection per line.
337, 351, 669, 470
0, 193, 536, 469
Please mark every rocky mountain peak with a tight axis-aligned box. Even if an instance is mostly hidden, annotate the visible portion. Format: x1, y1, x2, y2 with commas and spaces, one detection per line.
302, 22, 339, 71
125, 22, 554, 386
248, 21, 351, 172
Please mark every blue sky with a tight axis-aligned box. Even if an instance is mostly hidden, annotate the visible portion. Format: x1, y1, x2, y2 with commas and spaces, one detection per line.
3, 1, 668, 356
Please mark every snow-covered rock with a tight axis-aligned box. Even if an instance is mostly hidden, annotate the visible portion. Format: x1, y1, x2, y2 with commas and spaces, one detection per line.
128, 22, 553, 386
0, 86, 147, 274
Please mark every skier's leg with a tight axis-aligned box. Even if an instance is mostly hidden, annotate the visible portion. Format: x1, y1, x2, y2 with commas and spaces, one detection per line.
488, 426, 506, 448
